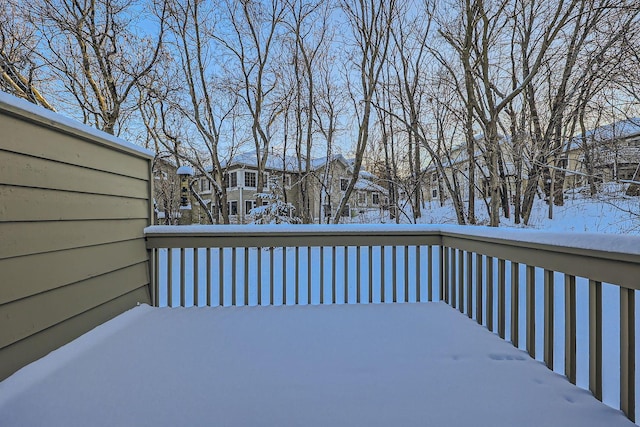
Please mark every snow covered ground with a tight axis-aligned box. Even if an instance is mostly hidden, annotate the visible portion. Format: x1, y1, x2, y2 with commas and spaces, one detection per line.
419, 184, 640, 234
0, 303, 634, 427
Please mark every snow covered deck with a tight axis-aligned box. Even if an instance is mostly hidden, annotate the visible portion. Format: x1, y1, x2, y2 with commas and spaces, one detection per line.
0, 302, 634, 426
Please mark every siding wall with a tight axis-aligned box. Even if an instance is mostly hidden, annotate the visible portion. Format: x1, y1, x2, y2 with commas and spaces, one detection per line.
0, 94, 153, 380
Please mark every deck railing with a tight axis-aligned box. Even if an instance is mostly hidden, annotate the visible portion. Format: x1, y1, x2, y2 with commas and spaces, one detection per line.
145, 224, 640, 423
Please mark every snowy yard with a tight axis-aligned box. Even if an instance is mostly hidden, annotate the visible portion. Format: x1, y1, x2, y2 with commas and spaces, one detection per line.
0, 303, 634, 426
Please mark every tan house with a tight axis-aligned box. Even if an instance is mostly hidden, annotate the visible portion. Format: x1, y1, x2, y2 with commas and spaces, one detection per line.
196, 152, 386, 224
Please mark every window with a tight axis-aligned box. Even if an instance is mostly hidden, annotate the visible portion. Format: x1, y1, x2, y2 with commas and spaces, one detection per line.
245, 171, 257, 188
432, 173, 438, 183
228, 201, 238, 216
618, 167, 638, 181
226, 171, 237, 188
372, 193, 379, 205
340, 178, 349, 191
341, 204, 351, 217
432, 189, 438, 198
282, 174, 291, 187
200, 178, 211, 193
245, 200, 255, 215
357, 192, 365, 205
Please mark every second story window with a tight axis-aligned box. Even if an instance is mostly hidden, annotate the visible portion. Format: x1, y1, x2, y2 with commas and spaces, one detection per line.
225, 171, 237, 188
245, 171, 257, 188
340, 178, 349, 191
372, 193, 379, 205
357, 192, 365, 205
200, 178, 211, 192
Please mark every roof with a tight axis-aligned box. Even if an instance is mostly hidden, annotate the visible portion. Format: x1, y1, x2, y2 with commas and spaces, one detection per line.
354, 178, 386, 193
207, 152, 352, 173
575, 118, 640, 143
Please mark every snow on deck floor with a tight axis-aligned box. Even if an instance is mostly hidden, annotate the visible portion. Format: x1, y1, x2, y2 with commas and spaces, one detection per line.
0, 302, 634, 427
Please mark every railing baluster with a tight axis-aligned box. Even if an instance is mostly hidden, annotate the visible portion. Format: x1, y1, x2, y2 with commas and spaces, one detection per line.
357, 246, 362, 304
295, 246, 300, 305
231, 248, 237, 306
486, 256, 494, 332
381, 246, 386, 303
428, 245, 433, 302
344, 246, 349, 304
416, 246, 421, 303
466, 251, 472, 318
498, 259, 506, 339
543, 269, 554, 369
320, 247, 324, 305
589, 279, 603, 401
450, 248, 456, 308
282, 247, 287, 305
180, 248, 186, 307
206, 248, 212, 306
153, 248, 159, 307
511, 262, 520, 347
440, 246, 446, 303
269, 247, 274, 305
404, 245, 409, 303
458, 249, 464, 313
620, 287, 635, 422
564, 274, 576, 384
526, 265, 536, 358
219, 249, 224, 306
307, 247, 312, 305
392, 246, 397, 303
257, 247, 262, 306
369, 246, 373, 304
244, 247, 249, 306
167, 248, 173, 307
332, 246, 337, 304
194, 248, 199, 307
476, 254, 483, 325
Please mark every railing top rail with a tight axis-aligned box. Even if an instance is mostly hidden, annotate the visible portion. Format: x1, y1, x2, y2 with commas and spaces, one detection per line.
145, 224, 640, 255
144, 224, 443, 249
438, 225, 640, 261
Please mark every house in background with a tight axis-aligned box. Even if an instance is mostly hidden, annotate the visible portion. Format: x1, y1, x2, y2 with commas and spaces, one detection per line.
195, 152, 387, 224
567, 118, 640, 189
423, 118, 640, 205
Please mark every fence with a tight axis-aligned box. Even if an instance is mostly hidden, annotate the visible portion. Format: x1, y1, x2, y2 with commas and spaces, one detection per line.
0, 93, 154, 381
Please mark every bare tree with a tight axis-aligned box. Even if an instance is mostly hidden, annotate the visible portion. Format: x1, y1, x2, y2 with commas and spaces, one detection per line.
519, 0, 640, 223
0, 1, 54, 109
335, 0, 395, 224
282, 0, 331, 223
385, 0, 435, 221
215, 0, 286, 201
27, 0, 166, 134
438, 0, 579, 226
